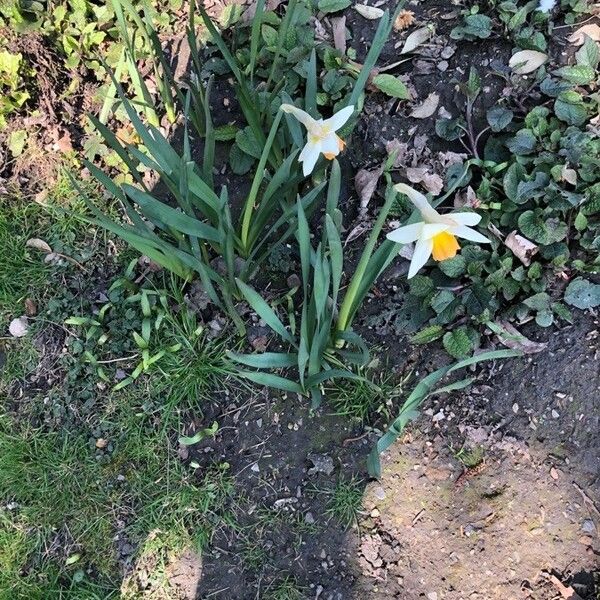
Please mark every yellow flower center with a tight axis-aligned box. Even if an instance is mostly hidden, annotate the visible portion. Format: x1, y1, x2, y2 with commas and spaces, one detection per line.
431, 231, 460, 261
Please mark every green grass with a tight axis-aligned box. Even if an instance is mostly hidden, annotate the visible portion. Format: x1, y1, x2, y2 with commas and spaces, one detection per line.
153, 294, 236, 413
323, 476, 364, 529
0, 199, 51, 324
0, 380, 235, 599
326, 368, 403, 424
264, 575, 305, 600
455, 445, 485, 468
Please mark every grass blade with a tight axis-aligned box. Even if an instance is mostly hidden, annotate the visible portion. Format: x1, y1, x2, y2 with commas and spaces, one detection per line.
248, 0, 266, 80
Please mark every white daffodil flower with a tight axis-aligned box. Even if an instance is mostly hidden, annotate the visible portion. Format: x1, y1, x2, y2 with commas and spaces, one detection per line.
280, 104, 354, 176
387, 183, 491, 279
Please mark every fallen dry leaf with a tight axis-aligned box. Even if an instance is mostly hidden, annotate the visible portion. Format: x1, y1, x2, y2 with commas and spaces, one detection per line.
400, 26, 432, 54
116, 126, 138, 146
56, 130, 73, 153
504, 231, 538, 266
495, 321, 547, 354
410, 92, 439, 119
393, 9, 415, 31
405, 167, 443, 195
344, 222, 370, 246
454, 185, 478, 208
385, 139, 408, 167
568, 24, 600, 45
26, 238, 52, 253
24, 298, 37, 317
355, 166, 383, 214
354, 4, 384, 19
509, 50, 548, 74
9, 316, 29, 338
332, 16, 347, 53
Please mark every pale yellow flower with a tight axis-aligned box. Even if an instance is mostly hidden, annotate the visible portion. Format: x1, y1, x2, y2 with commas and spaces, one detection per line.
280, 104, 354, 175
387, 183, 491, 278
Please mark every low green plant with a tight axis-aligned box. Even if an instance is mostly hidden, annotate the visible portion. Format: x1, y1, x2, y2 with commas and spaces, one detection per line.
0, 49, 30, 129
228, 162, 403, 406
326, 367, 403, 423
264, 576, 305, 600
64, 264, 181, 390
323, 476, 364, 529
424, 37, 600, 335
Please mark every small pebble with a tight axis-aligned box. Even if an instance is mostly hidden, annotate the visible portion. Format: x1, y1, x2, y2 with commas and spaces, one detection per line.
581, 519, 596, 534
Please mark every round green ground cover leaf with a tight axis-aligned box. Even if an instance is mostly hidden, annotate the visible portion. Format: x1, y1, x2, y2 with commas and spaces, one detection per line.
554, 93, 587, 126
438, 255, 467, 278
443, 328, 474, 359
318, 0, 351, 13
487, 106, 513, 132
564, 278, 600, 309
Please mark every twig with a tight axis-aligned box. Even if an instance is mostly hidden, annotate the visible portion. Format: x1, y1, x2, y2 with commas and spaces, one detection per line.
573, 482, 600, 518
411, 508, 425, 525
342, 431, 369, 447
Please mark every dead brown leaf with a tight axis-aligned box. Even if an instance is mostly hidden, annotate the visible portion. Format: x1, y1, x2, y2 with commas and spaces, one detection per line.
405, 167, 443, 195
400, 26, 433, 54
509, 50, 548, 74
393, 9, 415, 31
454, 185, 478, 208
56, 130, 73, 153
568, 24, 600, 45
355, 166, 383, 214
504, 231, 538, 266
332, 16, 347, 53
344, 222, 370, 246
410, 92, 439, 119
26, 238, 52, 253
385, 139, 408, 167
24, 298, 37, 316
354, 4, 383, 19
495, 321, 547, 354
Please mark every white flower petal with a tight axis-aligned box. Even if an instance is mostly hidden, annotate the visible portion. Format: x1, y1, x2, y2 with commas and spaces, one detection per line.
386, 222, 423, 244
325, 106, 354, 131
451, 225, 491, 244
321, 133, 340, 156
450, 212, 482, 226
408, 237, 433, 278
299, 141, 321, 176
280, 104, 317, 129
394, 183, 441, 223
421, 223, 450, 239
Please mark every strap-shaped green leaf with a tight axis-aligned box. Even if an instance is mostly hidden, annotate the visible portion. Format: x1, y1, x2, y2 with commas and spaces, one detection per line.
227, 351, 298, 369
236, 279, 296, 347
367, 349, 522, 478
123, 184, 222, 243
237, 371, 304, 394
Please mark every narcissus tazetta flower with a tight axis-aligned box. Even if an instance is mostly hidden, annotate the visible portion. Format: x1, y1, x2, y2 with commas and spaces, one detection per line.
387, 183, 491, 278
280, 104, 354, 176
